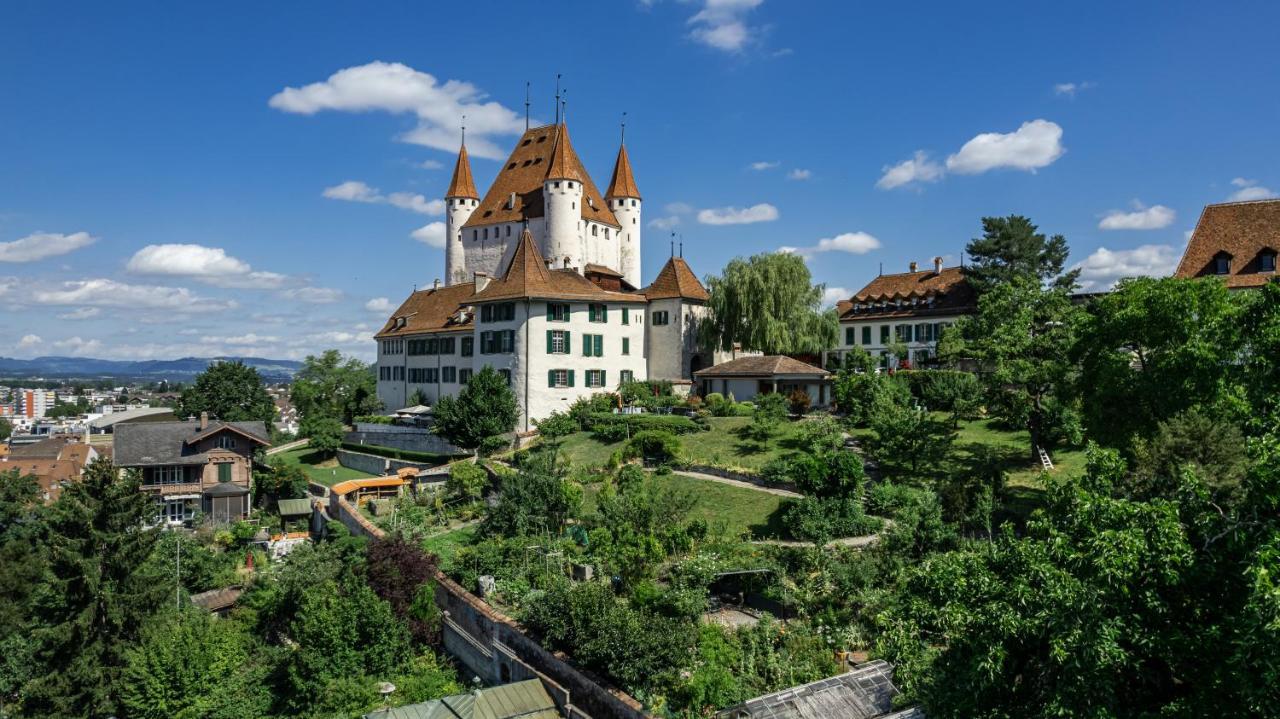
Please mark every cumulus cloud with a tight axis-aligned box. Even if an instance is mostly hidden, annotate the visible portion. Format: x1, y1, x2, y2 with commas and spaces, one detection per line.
787, 168, 812, 181
1072, 244, 1181, 291
52, 336, 103, 356
876, 151, 945, 190
34, 278, 235, 312
945, 119, 1065, 174
18, 334, 42, 349
269, 61, 526, 159
0, 231, 96, 263
649, 216, 681, 230
365, 297, 394, 313
821, 286, 850, 308
749, 161, 779, 171
281, 287, 342, 304
411, 222, 447, 248
322, 180, 445, 215
697, 203, 779, 225
198, 333, 280, 347
1054, 81, 1095, 98
57, 307, 101, 321
1098, 202, 1176, 231
1228, 177, 1277, 202
126, 244, 288, 289
687, 0, 764, 52
783, 231, 882, 259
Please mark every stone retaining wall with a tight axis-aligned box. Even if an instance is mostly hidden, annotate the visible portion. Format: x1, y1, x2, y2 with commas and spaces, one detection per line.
337, 448, 442, 478
683, 464, 798, 493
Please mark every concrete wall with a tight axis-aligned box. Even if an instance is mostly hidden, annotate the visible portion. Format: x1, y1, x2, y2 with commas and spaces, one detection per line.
346, 427, 467, 456
336, 449, 442, 478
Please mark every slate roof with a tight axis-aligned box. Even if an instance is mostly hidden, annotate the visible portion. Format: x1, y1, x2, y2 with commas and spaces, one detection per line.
364, 679, 560, 719
463, 123, 619, 230
695, 355, 830, 378
1173, 199, 1280, 288
113, 419, 269, 467
604, 143, 641, 199
644, 256, 710, 301
470, 228, 646, 303
446, 144, 479, 199
717, 661, 916, 719
190, 586, 243, 613
375, 282, 478, 339
838, 266, 975, 320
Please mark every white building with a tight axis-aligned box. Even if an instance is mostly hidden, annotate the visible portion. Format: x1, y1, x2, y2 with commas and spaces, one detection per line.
376, 122, 730, 430
827, 258, 975, 369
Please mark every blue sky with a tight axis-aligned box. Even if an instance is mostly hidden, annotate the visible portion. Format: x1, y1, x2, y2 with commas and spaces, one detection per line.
2, 0, 1278, 361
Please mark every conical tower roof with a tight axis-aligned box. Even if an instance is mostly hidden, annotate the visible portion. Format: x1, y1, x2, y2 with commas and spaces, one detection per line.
605, 144, 641, 199
644, 256, 709, 301
545, 124, 584, 182
446, 144, 479, 199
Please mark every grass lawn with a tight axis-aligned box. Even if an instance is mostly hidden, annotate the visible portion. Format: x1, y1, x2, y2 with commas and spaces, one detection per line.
557, 416, 806, 473
581, 472, 790, 539
274, 448, 377, 487
422, 525, 478, 570
951, 418, 1087, 487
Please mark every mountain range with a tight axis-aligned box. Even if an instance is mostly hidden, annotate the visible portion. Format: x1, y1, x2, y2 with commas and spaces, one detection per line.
0, 356, 305, 382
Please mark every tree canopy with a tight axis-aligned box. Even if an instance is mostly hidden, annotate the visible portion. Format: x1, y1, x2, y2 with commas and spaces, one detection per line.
432, 365, 518, 450
289, 350, 381, 424
175, 360, 276, 426
699, 251, 839, 354
963, 215, 1078, 294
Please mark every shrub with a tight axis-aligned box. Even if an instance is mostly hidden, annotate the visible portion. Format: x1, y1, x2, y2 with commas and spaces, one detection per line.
787, 389, 811, 415
446, 461, 488, 501
782, 496, 880, 545
585, 412, 702, 439
568, 393, 617, 427
477, 434, 510, 457
623, 431, 682, 465
795, 417, 845, 455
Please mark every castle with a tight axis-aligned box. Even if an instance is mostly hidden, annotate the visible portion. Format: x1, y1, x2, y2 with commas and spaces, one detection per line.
374, 122, 733, 430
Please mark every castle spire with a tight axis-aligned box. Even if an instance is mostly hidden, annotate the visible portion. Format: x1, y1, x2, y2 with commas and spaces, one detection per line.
445, 140, 479, 199
605, 141, 641, 200
545, 123, 583, 182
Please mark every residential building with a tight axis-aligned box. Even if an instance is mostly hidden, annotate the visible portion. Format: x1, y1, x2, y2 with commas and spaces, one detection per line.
112, 413, 269, 525
376, 121, 732, 429
694, 355, 832, 406
1173, 198, 1280, 288
1, 435, 100, 503
830, 258, 975, 369
18, 389, 55, 419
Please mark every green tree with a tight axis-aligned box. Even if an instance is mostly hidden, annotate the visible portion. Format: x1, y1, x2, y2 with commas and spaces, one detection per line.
408, 387, 430, 407
24, 459, 167, 717
1242, 281, 1280, 424
482, 465, 582, 538
868, 400, 955, 478
0, 470, 45, 711
432, 366, 518, 450
299, 414, 344, 458
699, 251, 839, 354
0, 417, 11, 441
445, 461, 488, 502
290, 350, 381, 424
963, 215, 1078, 294
254, 456, 310, 505
175, 360, 275, 426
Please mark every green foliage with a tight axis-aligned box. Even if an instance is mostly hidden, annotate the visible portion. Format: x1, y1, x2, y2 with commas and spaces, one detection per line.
289, 349, 381, 425
700, 251, 840, 354
963, 214, 1078, 294
787, 388, 812, 415
254, 456, 309, 506
1242, 281, 1280, 424
0, 417, 10, 441
895, 370, 982, 417
833, 369, 910, 426
445, 461, 488, 502
0, 469, 45, 711
536, 410, 579, 443
432, 366, 518, 450
618, 379, 677, 409
481, 465, 582, 538
794, 416, 846, 455
782, 496, 879, 546
745, 392, 789, 442
585, 412, 702, 442
1129, 408, 1249, 502
868, 400, 955, 478
409, 388, 430, 407
175, 360, 276, 426
298, 414, 344, 457
592, 469, 699, 585
623, 430, 683, 465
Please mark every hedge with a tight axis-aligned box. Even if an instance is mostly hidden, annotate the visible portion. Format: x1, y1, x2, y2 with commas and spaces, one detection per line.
584, 412, 705, 442
339, 442, 455, 464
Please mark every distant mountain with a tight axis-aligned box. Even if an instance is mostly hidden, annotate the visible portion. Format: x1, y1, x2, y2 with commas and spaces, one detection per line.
0, 356, 305, 382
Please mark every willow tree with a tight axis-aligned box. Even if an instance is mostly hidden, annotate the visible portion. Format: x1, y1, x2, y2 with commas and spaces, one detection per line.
699, 251, 838, 355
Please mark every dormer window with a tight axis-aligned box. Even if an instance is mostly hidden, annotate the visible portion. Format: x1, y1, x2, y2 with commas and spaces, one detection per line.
1261, 250, 1277, 273
1214, 252, 1232, 275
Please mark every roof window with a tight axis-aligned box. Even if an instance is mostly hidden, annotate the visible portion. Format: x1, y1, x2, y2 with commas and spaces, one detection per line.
537, 135, 547, 143
1261, 249, 1277, 273
1214, 251, 1232, 275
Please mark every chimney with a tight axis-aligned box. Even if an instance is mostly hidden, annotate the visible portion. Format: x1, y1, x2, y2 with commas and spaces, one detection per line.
474, 271, 491, 292
433, 278, 440, 291
199, 411, 208, 431
933, 256, 943, 274
909, 261, 918, 273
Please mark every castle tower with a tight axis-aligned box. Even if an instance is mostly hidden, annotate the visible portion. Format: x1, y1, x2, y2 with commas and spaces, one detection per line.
542, 124, 585, 269
444, 142, 479, 286
605, 142, 642, 287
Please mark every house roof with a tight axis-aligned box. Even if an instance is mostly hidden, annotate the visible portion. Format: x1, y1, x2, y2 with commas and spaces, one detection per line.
190, 586, 243, 613
446, 143, 479, 199
375, 282, 478, 339
604, 143, 641, 199
88, 406, 175, 429
644, 256, 710, 301
1173, 199, 1280, 288
364, 679, 559, 719
113, 419, 269, 466
470, 228, 646, 303
187, 422, 271, 447
717, 661, 912, 719
840, 265, 975, 320
278, 498, 313, 516
2, 458, 80, 501
694, 355, 830, 378
463, 123, 619, 230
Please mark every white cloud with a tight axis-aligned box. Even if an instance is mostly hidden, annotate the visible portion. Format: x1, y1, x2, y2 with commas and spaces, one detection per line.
945, 119, 1065, 174
750, 161, 779, 171
198, 333, 280, 347
785, 231, 882, 259
365, 297, 394, 313
411, 222, 447, 248
126, 244, 288, 289
269, 61, 526, 159
57, 307, 101, 321
1098, 202, 1176, 231
787, 168, 812, 181
52, 336, 103, 356
18, 334, 42, 349
1054, 81, 1095, 98
821, 286, 850, 308
322, 180, 445, 215
1072, 244, 1181, 291
1228, 177, 1277, 202
876, 151, 945, 190
0, 231, 96, 263
665, 202, 694, 215
697, 203, 779, 225
281, 287, 342, 304
687, 0, 764, 52
419, 159, 444, 170
34, 278, 235, 311
649, 216, 681, 230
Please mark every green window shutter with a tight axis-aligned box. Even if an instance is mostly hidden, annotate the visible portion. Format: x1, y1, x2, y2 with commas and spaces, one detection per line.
601, 305, 608, 322
548, 370, 556, 387
583, 334, 590, 355
568, 369, 575, 387
547, 303, 554, 320
594, 335, 603, 356
862, 327, 871, 345
546, 330, 553, 354
564, 331, 570, 353
601, 370, 607, 386
218, 463, 231, 483
588, 305, 596, 322
622, 308, 629, 325
622, 337, 630, 355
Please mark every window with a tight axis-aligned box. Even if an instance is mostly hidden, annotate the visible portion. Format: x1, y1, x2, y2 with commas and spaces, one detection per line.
652, 311, 670, 326
217, 462, 231, 483
161, 499, 193, 523
862, 326, 872, 345
591, 225, 597, 236
408, 339, 426, 356
880, 325, 890, 343
394, 366, 405, 381
622, 308, 629, 325
146, 466, 187, 485
506, 225, 512, 237
582, 333, 604, 357
1262, 251, 1277, 272
622, 337, 630, 355
409, 368, 427, 383
459, 368, 473, 384
547, 329, 570, 354
381, 339, 403, 355
480, 330, 515, 354
896, 324, 912, 342
585, 369, 606, 388
442, 366, 457, 383
472, 229, 478, 241
845, 327, 855, 345
1215, 253, 1232, 275
548, 369, 574, 388
215, 435, 237, 450
379, 366, 390, 381
547, 302, 570, 321
916, 323, 932, 342
588, 303, 608, 322
440, 337, 456, 355
498, 369, 512, 385
461, 337, 474, 357
426, 337, 439, 355
481, 303, 515, 322
426, 368, 440, 384
620, 370, 634, 384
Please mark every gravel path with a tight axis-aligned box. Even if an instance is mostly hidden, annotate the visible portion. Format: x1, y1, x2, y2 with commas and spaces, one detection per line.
671, 470, 802, 498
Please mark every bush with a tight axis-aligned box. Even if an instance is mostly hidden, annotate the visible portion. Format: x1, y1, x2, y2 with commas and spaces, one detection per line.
477, 434, 510, 457
619, 380, 675, 409
354, 414, 394, 424
787, 389, 811, 415
623, 431, 682, 465
585, 412, 702, 440
340, 443, 453, 464
446, 461, 488, 501
896, 369, 982, 416
568, 393, 617, 427
781, 496, 880, 545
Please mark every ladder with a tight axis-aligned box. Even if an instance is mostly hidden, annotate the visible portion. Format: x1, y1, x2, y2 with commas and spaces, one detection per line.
1037, 446, 1054, 472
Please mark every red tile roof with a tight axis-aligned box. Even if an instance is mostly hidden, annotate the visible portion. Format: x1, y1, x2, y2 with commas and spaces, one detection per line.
471, 228, 645, 303
694, 355, 830, 378
375, 282, 478, 338
604, 144, 641, 199
445, 144, 479, 199
1174, 199, 1280, 288
840, 266, 975, 320
644, 256, 710, 301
